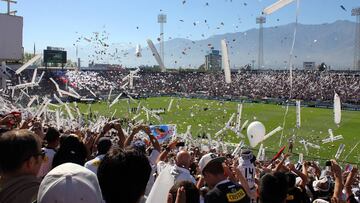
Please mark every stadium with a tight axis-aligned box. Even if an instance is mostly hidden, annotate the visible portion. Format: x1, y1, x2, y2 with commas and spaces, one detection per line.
1, 1, 360, 203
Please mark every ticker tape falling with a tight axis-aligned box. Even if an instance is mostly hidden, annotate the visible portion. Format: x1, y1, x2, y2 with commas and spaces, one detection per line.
334, 92, 341, 125
221, 39, 231, 84
147, 39, 165, 71
263, 0, 295, 15
296, 100, 301, 128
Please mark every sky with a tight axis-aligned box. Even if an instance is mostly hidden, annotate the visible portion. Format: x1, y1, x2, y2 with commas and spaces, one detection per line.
2, 0, 359, 62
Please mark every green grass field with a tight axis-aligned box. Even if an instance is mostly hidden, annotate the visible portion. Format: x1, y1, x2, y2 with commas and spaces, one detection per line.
75, 97, 360, 164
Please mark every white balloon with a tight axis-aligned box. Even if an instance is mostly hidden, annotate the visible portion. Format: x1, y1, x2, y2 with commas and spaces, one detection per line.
247, 121, 266, 147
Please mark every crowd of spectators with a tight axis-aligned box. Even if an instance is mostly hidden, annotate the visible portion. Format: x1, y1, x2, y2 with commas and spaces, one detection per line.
10, 69, 360, 104
0, 107, 359, 203
54, 69, 360, 104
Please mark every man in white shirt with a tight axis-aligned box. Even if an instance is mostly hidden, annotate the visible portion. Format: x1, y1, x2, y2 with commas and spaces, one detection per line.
37, 127, 60, 178
85, 137, 112, 174
146, 150, 195, 203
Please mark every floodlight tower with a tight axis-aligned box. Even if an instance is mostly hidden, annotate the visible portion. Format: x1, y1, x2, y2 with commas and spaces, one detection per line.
256, 16, 266, 69
158, 14, 167, 72
352, 7, 360, 70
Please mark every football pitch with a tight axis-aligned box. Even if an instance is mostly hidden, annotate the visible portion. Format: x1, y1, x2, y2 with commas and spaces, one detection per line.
75, 97, 360, 164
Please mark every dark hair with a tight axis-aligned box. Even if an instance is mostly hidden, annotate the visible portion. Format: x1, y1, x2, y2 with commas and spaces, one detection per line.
97, 147, 151, 203
286, 172, 297, 188
259, 172, 288, 203
203, 161, 224, 175
97, 137, 112, 155
44, 127, 60, 143
52, 135, 87, 168
0, 129, 41, 173
169, 181, 200, 203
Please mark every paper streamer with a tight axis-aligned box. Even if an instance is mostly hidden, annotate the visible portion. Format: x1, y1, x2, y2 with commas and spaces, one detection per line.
240, 120, 249, 131
35, 99, 51, 119
27, 96, 37, 108
37, 72, 45, 84
334, 92, 341, 125
53, 94, 64, 105
109, 93, 123, 108
322, 129, 343, 144
343, 141, 360, 161
263, 0, 295, 15
221, 39, 231, 84
132, 113, 141, 121
298, 153, 303, 164
264, 126, 283, 140
107, 87, 113, 101
68, 87, 81, 98
142, 106, 162, 122
73, 102, 82, 119
56, 109, 60, 130
15, 55, 41, 75
31, 68, 38, 83
167, 99, 174, 112
260, 148, 266, 161
257, 143, 264, 160
136, 101, 142, 114
335, 144, 345, 160
185, 125, 192, 140
296, 100, 301, 128
235, 104, 242, 131
299, 139, 320, 155
84, 86, 97, 98
64, 103, 75, 120
147, 39, 165, 70
135, 44, 142, 57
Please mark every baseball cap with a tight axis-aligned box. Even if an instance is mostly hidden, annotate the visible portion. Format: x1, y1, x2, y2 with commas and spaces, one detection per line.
198, 153, 225, 173
37, 163, 104, 203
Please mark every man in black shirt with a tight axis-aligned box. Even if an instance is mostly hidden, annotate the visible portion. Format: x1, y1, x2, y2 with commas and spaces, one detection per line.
286, 173, 310, 203
199, 153, 251, 203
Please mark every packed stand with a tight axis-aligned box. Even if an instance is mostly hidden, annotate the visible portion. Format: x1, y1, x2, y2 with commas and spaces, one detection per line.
55, 70, 360, 104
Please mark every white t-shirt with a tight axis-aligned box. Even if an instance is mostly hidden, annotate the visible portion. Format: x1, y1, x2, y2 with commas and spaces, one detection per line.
156, 161, 196, 184
144, 150, 161, 197
84, 154, 106, 174
238, 158, 255, 190
145, 164, 195, 203
37, 147, 56, 178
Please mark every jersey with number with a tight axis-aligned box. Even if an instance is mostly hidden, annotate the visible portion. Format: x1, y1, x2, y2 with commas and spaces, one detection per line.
238, 159, 255, 191
205, 180, 250, 203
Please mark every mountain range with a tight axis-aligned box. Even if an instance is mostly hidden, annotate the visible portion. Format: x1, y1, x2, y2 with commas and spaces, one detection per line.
72, 20, 358, 70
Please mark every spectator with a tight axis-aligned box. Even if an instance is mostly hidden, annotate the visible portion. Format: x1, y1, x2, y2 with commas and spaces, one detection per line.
84, 137, 112, 174
0, 129, 44, 203
37, 163, 103, 203
97, 147, 151, 203
167, 181, 200, 203
199, 153, 250, 203
285, 172, 309, 203
259, 172, 288, 203
52, 134, 88, 168
146, 148, 195, 203
37, 127, 61, 178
